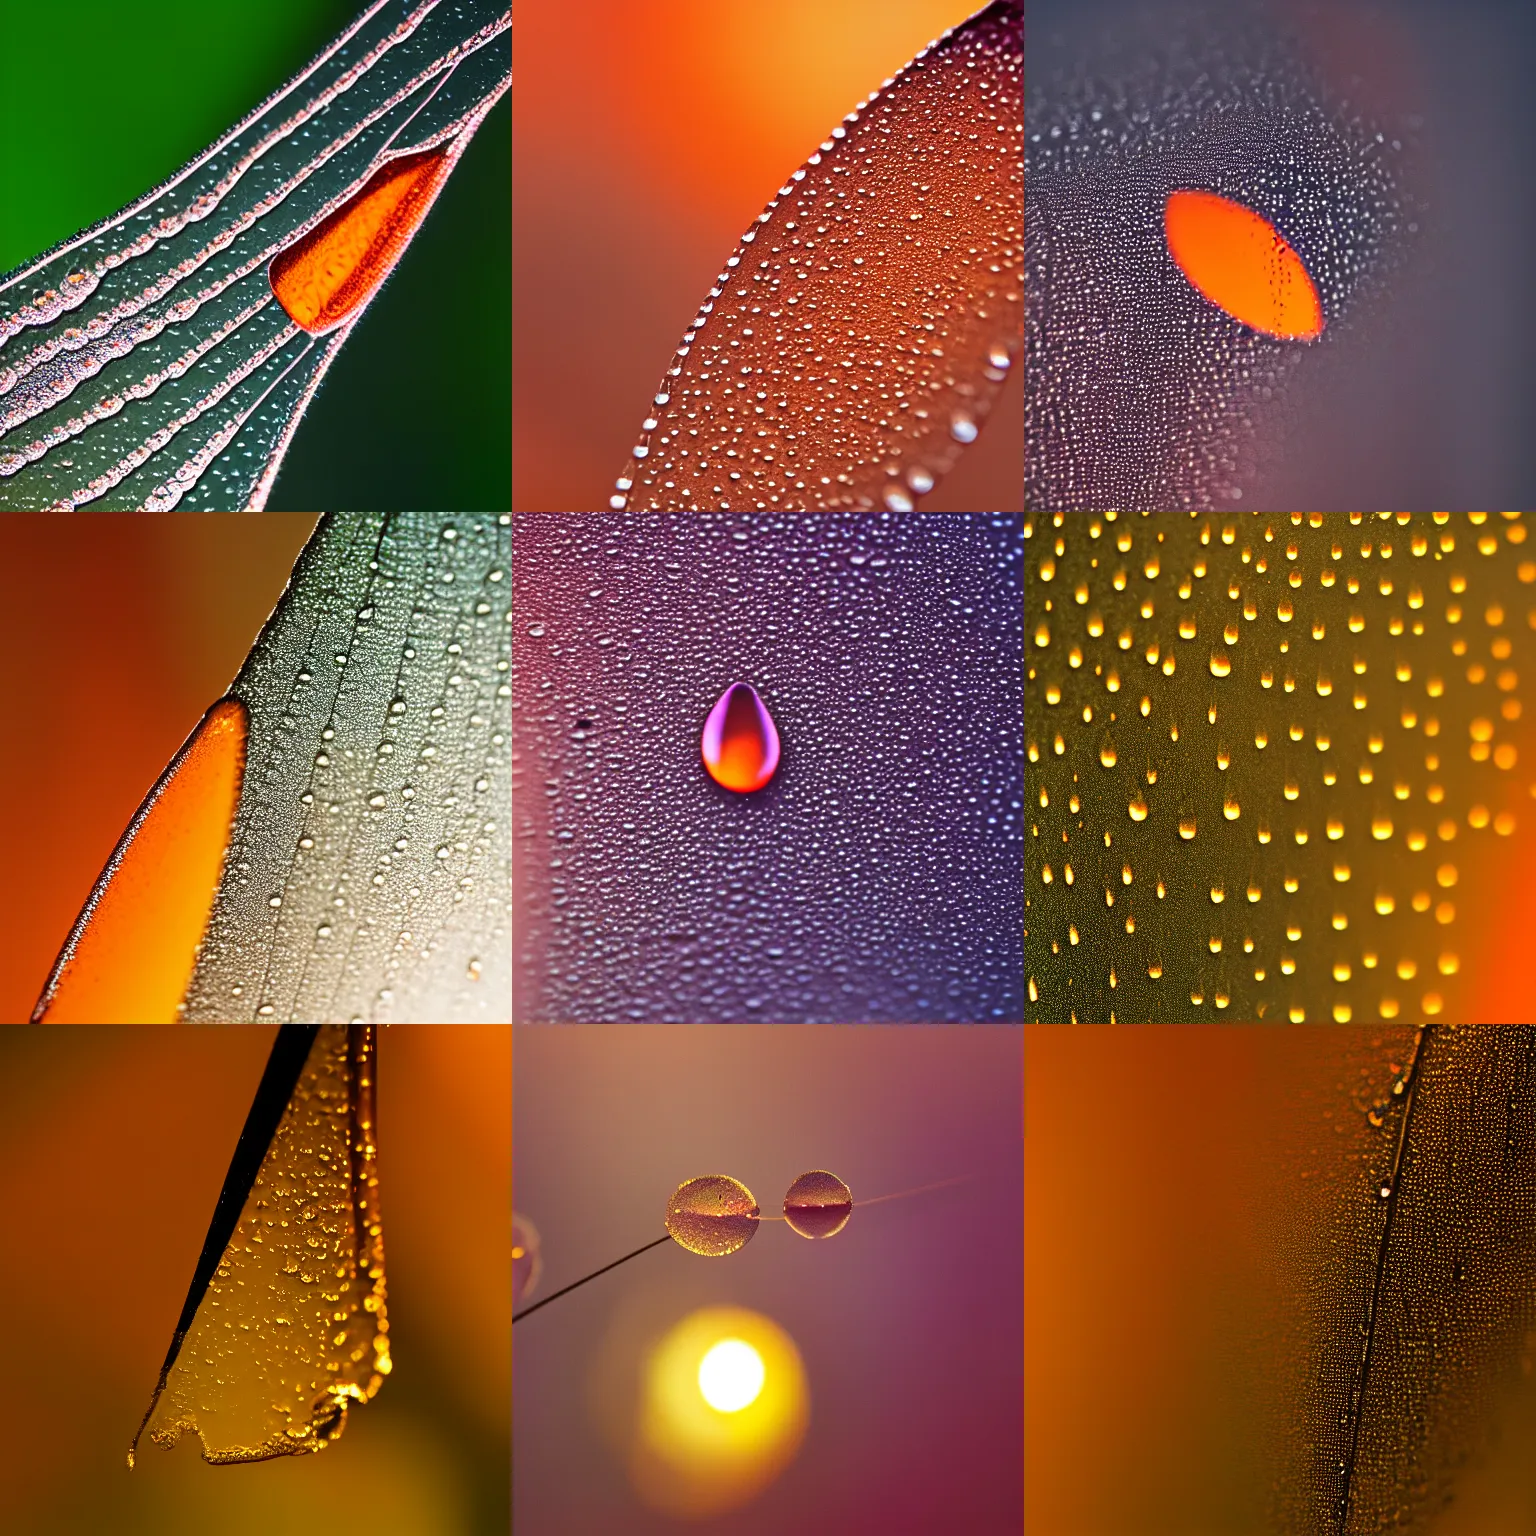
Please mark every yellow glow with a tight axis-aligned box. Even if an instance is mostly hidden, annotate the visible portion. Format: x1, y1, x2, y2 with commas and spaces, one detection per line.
698, 1339, 765, 1413
628, 1306, 808, 1518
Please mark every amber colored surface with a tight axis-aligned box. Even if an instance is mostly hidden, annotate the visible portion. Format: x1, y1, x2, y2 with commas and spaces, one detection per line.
0, 1026, 508, 1533
270, 147, 454, 335
1164, 189, 1325, 341
32, 697, 246, 1024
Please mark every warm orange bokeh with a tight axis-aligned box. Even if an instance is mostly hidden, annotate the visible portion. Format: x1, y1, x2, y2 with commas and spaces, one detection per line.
34, 698, 246, 1024
1165, 189, 1324, 341
270, 148, 455, 334
0, 515, 317, 1026
512, 0, 1022, 510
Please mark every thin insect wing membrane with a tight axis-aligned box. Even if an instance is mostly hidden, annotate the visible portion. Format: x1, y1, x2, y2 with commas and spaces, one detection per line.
183, 513, 511, 1023
616, 0, 1021, 512
138, 1025, 387, 1464
0, 0, 510, 510
1276, 1028, 1536, 1535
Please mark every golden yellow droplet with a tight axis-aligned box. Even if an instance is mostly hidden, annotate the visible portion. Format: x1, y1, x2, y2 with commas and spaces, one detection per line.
1128, 796, 1148, 821
1277, 599, 1294, 622
1334, 864, 1351, 883
1380, 997, 1400, 1019
1210, 885, 1225, 904
1375, 892, 1396, 915
1397, 958, 1418, 980
1148, 962, 1163, 980
1327, 818, 1345, 840
1223, 796, 1240, 820
1436, 863, 1458, 888
1099, 736, 1117, 769
1371, 817, 1394, 841
1246, 883, 1261, 902
1179, 815, 1198, 840
1333, 1003, 1352, 1022
1210, 651, 1232, 678
1423, 991, 1444, 1016
1438, 952, 1459, 975
1223, 621, 1239, 644
1178, 616, 1197, 640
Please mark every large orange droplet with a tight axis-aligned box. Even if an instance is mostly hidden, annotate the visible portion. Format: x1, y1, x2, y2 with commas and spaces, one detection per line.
1164, 189, 1324, 342
701, 682, 780, 793
32, 698, 248, 1024
269, 146, 455, 335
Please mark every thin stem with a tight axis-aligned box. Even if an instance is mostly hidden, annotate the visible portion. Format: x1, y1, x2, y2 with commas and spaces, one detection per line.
858, 1173, 977, 1208
513, 1233, 673, 1324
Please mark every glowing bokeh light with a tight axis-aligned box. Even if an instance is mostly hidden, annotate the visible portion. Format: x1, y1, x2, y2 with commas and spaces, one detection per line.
701, 682, 780, 793
698, 1339, 766, 1413
513, 1211, 542, 1306
628, 1305, 809, 1518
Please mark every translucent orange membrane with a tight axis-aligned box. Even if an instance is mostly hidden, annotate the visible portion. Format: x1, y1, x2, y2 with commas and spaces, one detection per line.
1164, 189, 1324, 342
33, 699, 248, 1024
701, 683, 781, 793
268, 146, 454, 335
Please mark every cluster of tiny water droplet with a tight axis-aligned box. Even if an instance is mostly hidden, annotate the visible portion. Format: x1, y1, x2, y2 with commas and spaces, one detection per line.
513, 513, 1023, 1021
1026, 512, 1534, 1022
614, 0, 1021, 511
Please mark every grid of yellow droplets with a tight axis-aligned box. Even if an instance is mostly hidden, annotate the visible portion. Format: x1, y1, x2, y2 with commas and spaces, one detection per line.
1025, 511, 1533, 1023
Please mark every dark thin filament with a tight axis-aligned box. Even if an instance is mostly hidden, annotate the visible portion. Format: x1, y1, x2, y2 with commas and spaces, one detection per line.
512, 1233, 673, 1324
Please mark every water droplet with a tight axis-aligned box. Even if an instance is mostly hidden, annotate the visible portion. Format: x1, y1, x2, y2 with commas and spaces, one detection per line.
1099, 736, 1117, 769
368, 793, 387, 810
666, 1175, 760, 1256
1179, 815, 1198, 840
701, 683, 781, 793
1210, 650, 1231, 677
782, 1170, 853, 1239
1129, 795, 1148, 821
950, 411, 978, 444
1223, 795, 1240, 820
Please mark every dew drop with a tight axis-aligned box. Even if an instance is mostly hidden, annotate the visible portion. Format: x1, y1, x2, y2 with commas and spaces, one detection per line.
665, 1174, 760, 1257
782, 1170, 853, 1239
950, 411, 978, 444
701, 682, 781, 793
1099, 736, 1117, 769
1129, 795, 1148, 821
1179, 815, 1198, 840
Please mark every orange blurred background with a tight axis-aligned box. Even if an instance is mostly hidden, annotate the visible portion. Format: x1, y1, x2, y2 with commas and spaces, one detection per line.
0, 1024, 509, 1534
0, 515, 318, 1025
512, 0, 1022, 511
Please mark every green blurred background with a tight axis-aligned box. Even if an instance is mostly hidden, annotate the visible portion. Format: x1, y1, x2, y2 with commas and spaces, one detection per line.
0, 0, 509, 511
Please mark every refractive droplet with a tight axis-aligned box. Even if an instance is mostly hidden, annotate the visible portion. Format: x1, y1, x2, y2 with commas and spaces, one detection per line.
1129, 795, 1149, 821
782, 1171, 853, 1240
1210, 650, 1232, 677
270, 146, 455, 335
513, 1212, 543, 1306
666, 1175, 761, 1256
1100, 735, 1118, 768
1179, 815, 1198, 840
1163, 189, 1325, 342
701, 683, 781, 792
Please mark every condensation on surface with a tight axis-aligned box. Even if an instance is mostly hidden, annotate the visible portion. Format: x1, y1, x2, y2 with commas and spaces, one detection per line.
0, 0, 509, 510
138, 1025, 388, 1464
1025, 0, 1410, 511
183, 512, 511, 1023
1024, 512, 1536, 1023
665, 1175, 761, 1257
613, 0, 1021, 512
512, 513, 1024, 1023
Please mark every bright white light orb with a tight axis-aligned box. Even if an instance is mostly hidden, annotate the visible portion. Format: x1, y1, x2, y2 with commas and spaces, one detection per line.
697, 1338, 765, 1413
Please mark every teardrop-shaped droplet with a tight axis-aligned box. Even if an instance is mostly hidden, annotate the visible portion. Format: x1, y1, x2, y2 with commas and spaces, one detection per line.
701, 682, 781, 792
782, 1170, 853, 1240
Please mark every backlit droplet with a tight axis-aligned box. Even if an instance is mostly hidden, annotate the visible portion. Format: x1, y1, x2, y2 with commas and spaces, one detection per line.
1223, 795, 1241, 820
269, 146, 455, 334
701, 683, 781, 792
1129, 795, 1148, 821
1179, 815, 1198, 840
782, 1170, 853, 1239
1099, 736, 1117, 768
666, 1175, 761, 1257
1163, 189, 1325, 341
